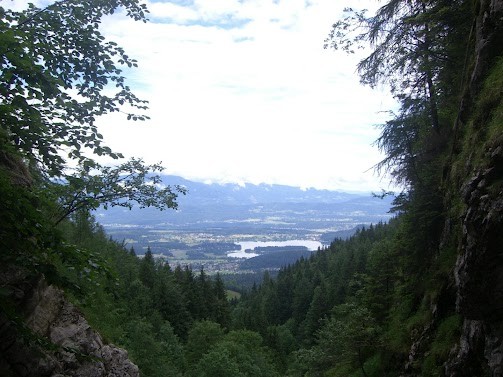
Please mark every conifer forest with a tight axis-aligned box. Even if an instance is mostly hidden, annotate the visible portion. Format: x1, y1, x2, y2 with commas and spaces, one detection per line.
1, 1, 502, 376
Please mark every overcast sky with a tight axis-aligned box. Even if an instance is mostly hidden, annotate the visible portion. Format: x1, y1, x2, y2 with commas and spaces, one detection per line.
14, 0, 397, 192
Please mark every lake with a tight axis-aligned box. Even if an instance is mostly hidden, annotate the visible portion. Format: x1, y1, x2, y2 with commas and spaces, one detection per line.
227, 240, 323, 258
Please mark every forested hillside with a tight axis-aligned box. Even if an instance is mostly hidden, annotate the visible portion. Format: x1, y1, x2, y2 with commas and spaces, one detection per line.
1, 0, 502, 376
231, 0, 503, 375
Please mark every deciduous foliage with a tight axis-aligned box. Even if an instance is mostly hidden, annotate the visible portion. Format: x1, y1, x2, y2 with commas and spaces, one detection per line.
189, 329, 279, 377
1, 0, 186, 227
59, 214, 235, 376
0, 0, 185, 295
312, 303, 381, 377
1, 0, 149, 175
0, 1, 222, 369
2, 0, 500, 376
52, 159, 187, 225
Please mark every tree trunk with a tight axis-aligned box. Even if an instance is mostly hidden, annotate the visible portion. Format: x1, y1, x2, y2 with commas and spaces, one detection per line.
357, 348, 369, 377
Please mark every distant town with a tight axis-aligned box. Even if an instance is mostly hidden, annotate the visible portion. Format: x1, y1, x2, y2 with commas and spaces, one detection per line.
97, 175, 394, 274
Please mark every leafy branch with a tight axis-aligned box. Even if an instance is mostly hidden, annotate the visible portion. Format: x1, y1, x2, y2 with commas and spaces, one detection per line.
0, 0, 150, 176
52, 158, 187, 226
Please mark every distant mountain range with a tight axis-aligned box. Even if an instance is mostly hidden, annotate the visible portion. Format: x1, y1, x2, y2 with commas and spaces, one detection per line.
160, 175, 368, 207
95, 175, 394, 230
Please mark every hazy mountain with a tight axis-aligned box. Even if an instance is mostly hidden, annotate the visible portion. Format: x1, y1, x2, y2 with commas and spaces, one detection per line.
95, 175, 393, 229
160, 175, 364, 206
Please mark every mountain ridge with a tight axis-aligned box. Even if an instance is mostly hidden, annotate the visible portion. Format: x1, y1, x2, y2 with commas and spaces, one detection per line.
95, 175, 393, 228
159, 174, 379, 206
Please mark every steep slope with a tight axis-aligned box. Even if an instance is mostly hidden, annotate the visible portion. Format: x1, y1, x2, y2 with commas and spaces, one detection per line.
0, 271, 139, 377
232, 2, 503, 376
381, 0, 503, 373
1, 1, 501, 376
444, 0, 503, 373
0, 153, 140, 376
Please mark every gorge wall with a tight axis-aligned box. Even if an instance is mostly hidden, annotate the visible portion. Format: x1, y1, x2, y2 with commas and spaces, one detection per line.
446, 0, 503, 374
0, 270, 139, 376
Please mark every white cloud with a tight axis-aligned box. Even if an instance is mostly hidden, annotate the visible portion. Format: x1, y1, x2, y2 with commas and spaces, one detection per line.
147, 2, 200, 22
11, 0, 395, 192
94, 0, 400, 190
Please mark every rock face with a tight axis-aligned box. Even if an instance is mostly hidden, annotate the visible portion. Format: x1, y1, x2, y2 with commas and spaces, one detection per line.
456, 148, 503, 322
0, 271, 139, 377
443, 0, 503, 375
444, 4, 503, 376
446, 144, 503, 377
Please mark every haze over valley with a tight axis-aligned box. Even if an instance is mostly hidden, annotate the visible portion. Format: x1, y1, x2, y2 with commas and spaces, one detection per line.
96, 175, 394, 274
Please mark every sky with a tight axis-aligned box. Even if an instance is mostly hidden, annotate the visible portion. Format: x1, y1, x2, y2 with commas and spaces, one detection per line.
11, 0, 397, 192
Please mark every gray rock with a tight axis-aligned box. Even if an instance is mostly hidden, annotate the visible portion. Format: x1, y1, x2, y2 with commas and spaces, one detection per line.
0, 272, 139, 377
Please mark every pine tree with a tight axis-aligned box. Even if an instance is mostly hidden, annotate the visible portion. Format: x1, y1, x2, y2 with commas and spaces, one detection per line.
139, 246, 155, 289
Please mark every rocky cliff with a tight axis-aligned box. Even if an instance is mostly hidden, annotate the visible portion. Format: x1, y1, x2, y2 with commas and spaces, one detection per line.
0, 269, 139, 377
400, 1, 503, 375
446, 146, 503, 376
446, 0, 503, 375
